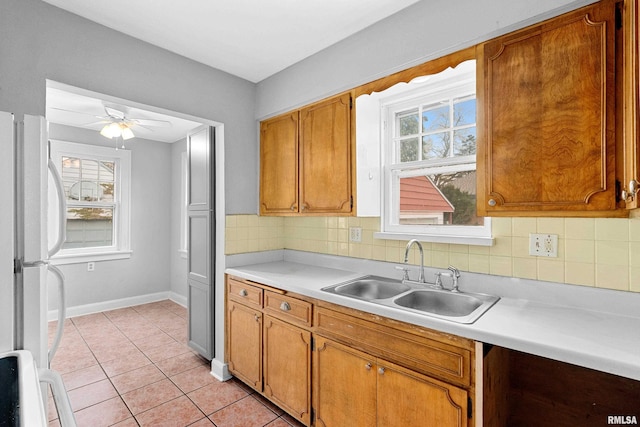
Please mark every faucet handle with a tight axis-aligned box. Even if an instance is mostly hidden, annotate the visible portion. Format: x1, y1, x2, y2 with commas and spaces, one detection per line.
448, 265, 460, 278
447, 265, 460, 292
433, 272, 444, 289
395, 265, 410, 281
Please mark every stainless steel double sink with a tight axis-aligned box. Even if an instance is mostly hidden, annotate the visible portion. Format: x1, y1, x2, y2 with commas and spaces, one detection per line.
322, 275, 499, 324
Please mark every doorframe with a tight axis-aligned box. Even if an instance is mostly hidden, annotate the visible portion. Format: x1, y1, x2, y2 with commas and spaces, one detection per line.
44, 80, 228, 375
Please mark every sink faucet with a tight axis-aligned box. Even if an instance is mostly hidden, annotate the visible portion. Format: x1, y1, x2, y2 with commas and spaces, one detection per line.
403, 239, 425, 283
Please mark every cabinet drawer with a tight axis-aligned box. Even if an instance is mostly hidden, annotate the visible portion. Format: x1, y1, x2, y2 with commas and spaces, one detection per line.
264, 291, 312, 326
228, 277, 263, 308
315, 307, 472, 388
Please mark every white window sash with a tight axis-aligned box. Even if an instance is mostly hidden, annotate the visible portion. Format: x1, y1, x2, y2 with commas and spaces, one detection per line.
49, 140, 131, 262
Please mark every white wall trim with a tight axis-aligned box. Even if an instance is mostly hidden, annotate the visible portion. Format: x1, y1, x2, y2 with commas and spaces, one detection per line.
210, 359, 231, 382
48, 291, 186, 321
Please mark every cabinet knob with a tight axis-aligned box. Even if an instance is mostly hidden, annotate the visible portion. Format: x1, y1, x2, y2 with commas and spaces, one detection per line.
239, 289, 248, 297
254, 314, 260, 322
378, 367, 385, 375
290, 204, 296, 211
488, 198, 497, 207
280, 301, 291, 312
365, 363, 372, 371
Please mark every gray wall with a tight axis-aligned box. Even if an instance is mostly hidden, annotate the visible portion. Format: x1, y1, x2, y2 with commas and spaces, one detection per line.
48, 124, 173, 308
255, 0, 597, 119
0, 0, 257, 215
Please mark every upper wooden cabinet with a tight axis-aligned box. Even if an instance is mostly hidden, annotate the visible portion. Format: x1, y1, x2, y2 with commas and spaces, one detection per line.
476, 0, 620, 216
260, 92, 354, 216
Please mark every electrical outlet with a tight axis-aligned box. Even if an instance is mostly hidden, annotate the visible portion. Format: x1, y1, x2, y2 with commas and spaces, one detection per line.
349, 227, 362, 242
87, 262, 95, 272
529, 233, 558, 257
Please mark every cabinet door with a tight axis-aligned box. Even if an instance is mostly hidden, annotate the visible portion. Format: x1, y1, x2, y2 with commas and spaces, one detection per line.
313, 336, 376, 427
227, 301, 262, 390
260, 112, 299, 215
477, 1, 616, 215
377, 360, 469, 427
299, 93, 353, 214
263, 316, 312, 426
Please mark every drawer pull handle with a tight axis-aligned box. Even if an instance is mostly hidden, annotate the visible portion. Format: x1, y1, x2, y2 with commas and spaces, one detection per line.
378, 367, 385, 375
280, 301, 291, 312
365, 363, 372, 371
239, 289, 248, 297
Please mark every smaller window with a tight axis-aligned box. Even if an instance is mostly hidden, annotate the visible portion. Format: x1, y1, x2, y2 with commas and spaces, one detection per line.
378, 60, 492, 244
50, 140, 131, 263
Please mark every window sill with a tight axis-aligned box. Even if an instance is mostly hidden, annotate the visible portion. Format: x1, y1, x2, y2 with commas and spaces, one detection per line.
373, 232, 494, 246
50, 251, 133, 265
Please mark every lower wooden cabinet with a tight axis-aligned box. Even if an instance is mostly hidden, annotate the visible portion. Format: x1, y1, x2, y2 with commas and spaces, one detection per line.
313, 337, 377, 427
263, 315, 312, 425
226, 300, 262, 390
225, 275, 475, 427
313, 336, 469, 427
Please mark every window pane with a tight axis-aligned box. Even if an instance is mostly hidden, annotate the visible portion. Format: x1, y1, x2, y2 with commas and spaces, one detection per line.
453, 127, 476, 156
61, 157, 80, 200
99, 182, 114, 203
422, 104, 449, 132
399, 171, 483, 226
454, 98, 475, 127
399, 137, 419, 162
397, 109, 419, 136
100, 161, 115, 182
63, 207, 114, 249
422, 133, 449, 160
81, 159, 99, 181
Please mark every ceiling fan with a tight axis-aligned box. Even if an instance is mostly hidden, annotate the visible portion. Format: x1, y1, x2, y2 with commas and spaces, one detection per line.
52, 104, 172, 141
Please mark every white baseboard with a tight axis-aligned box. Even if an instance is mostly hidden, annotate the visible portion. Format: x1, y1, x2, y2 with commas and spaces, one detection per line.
48, 291, 187, 321
210, 358, 231, 382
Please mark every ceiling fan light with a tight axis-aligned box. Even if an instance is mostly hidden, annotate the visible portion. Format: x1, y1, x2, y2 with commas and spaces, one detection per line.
121, 126, 135, 140
100, 122, 122, 139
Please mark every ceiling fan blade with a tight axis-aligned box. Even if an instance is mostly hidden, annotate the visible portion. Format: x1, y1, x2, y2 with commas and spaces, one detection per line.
104, 105, 126, 119
131, 118, 172, 128
49, 107, 108, 120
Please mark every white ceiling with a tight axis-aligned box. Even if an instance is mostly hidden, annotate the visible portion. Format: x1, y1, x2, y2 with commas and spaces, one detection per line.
41, 0, 422, 83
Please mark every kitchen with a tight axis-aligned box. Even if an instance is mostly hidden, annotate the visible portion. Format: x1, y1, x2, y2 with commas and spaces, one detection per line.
2, 0, 640, 426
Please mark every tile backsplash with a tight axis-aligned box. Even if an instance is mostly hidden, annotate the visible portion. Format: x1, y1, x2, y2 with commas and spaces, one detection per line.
225, 213, 640, 293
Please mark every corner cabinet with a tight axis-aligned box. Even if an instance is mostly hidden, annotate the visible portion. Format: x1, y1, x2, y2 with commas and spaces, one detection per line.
260, 92, 354, 216
476, 0, 621, 216
225, 275, 477, 427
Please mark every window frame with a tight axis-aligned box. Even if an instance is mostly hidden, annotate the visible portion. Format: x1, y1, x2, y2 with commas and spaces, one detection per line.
375, 61, 493, 246
49, 140, 132, 264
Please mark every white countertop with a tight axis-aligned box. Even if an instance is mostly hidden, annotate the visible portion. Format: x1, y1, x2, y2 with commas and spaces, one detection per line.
225, 250, 640, 381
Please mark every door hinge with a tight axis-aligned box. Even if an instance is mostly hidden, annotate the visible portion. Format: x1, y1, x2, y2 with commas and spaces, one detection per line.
349, 96, 353, 109
311, 336, 315, 352
468, 396, 473, 419
311, 407, 315, 423
350, 196, 353, 210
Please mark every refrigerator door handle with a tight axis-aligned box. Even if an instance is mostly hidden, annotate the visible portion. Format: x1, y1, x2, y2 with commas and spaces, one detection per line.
47, 263, 66, 366
47, 158, 66, 258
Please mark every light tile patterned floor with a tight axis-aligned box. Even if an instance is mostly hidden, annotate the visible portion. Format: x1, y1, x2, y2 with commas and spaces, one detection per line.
47, 300, 304, 427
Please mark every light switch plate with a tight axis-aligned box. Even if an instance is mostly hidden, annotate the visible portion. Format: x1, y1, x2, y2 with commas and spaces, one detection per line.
529, 233, 558, 257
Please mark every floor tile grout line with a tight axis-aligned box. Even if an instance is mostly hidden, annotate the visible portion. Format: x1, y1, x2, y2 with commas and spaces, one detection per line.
51, 300, 304, 427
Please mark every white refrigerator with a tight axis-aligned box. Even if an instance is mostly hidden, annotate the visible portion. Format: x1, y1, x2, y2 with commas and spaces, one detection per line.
0, 112, 75, 426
